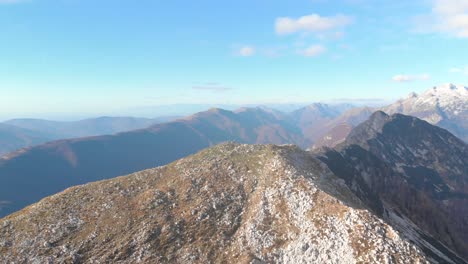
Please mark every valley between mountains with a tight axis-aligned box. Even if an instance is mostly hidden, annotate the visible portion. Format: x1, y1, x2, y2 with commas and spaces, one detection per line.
0, 84, 466, 218
0, 84, 467, 263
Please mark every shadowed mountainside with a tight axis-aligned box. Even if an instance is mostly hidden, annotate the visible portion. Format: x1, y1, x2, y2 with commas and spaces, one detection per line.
0, 116, 178, 155
4, 116, 177, 139
317, 111, 468, 261
0, 124, 54, 156
0, 107, 306, 217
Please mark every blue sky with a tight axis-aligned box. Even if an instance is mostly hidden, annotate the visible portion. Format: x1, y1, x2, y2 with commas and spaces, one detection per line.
0, 0, 467, 119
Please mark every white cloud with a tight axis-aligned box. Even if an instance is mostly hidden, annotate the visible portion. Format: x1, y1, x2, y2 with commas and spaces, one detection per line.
275, 14, 353, 35
192, 83, 233, 92
392, 74, 431, 82
449, 67, 463, 73
300, 45, 327, 57
449, 66, 468, 74
392, 75, 412, 82
237, 46, 255, 57
416, 0, 468, 38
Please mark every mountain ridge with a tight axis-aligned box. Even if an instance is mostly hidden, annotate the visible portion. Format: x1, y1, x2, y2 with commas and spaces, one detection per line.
0, 107, 307, 217
381, 83, 467, 141
0, 143, 448, 263
0, 116, 178, 156
312, 83, 468, 149
317, 111, 468, 261
0, 123, 54, 156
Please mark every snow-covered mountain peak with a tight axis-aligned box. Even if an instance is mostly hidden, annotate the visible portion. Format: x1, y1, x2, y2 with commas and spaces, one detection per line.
397, 84, 466, 106
381, 83, 467, 141
419, 84, 467, 113
406, 92, 418, 99
400, 83, 467, 110
423, 83, 467, 97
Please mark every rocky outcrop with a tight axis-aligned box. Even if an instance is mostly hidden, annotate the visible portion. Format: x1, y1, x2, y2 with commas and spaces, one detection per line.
317, 111, 468, 262
0, 143, 438, 263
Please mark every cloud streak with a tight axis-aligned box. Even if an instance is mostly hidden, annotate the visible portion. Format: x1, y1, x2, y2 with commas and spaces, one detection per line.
192, 83, 233, 92
275, 14, 353, 35
237, 46, 255, 57
415, 0, 468, 38
299, 44, 327, 57
449, 66, 468, 75
327, 97, 390, 106
392, 74, 430, 82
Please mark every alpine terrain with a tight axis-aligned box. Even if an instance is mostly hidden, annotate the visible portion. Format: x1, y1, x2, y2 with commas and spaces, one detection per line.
0, 143, 458, 263
2, 0, 467, 262
381, 83, 467, 141
312, 83, 468, 149
317, 111, 468, 262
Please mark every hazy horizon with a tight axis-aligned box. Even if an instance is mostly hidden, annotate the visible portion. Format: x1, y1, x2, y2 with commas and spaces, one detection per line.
0, 98, 396, 122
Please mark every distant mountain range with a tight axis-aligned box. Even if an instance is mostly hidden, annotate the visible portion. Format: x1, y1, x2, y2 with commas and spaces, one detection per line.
121, 102, 357, 119
310, 107, 375, 149
0, 103, 349, 157
0, 116, 177, 156
0, 83, 466, 220
382, 83, 467, 142
313, 83, 468, 148
1, 112, 466, 262
0, 107, 306, 217
0, 124, 54, 157
288, 103, 352, 144
3, 83, 464, 158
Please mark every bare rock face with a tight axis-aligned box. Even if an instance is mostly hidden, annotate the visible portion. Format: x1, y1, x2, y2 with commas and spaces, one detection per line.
0, 143, 433, 263
318, 112, 468, 263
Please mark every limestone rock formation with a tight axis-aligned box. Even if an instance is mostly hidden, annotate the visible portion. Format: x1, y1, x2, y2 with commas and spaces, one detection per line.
0, 143, 438, 263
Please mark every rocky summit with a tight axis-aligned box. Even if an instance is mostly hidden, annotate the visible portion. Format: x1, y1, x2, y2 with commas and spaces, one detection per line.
318, 111, 468, 263
0, 143, 439, 263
